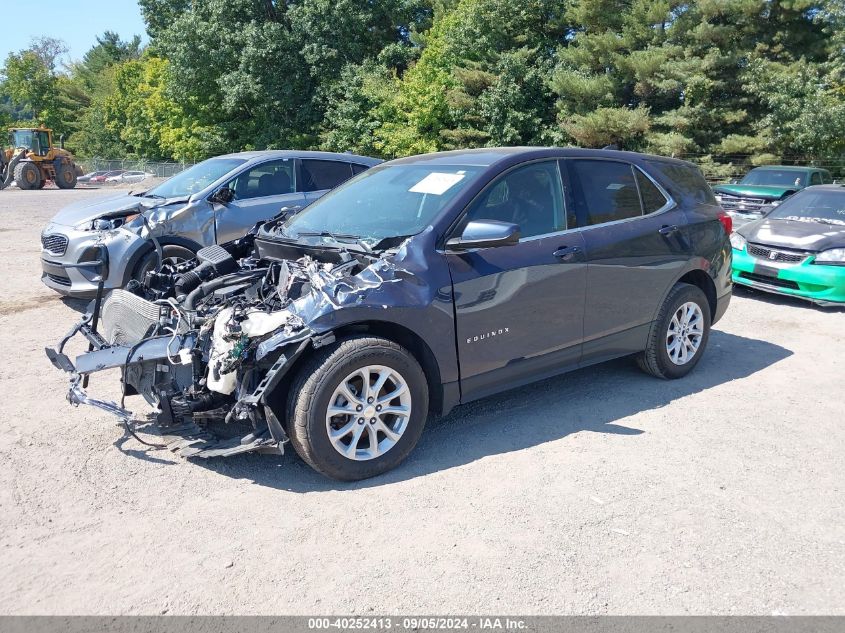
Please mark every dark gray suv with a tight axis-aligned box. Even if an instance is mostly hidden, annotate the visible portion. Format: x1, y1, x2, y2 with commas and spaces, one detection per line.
48, 148, 732, 480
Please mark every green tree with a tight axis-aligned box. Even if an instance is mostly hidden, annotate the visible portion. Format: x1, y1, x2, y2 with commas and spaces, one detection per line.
1, 48, 60, 127
354, 0, 565, 157
140, 0, 423, 157
550, 0, 836, 153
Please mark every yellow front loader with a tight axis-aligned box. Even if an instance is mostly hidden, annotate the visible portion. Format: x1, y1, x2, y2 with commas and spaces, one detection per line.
0, 126, 83, 190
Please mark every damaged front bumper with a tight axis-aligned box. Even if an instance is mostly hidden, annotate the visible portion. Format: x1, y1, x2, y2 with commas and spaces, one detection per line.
45, 311, 298, 458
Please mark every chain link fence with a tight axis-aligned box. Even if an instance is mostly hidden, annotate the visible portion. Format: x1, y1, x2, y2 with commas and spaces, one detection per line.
79, 158, 196, 179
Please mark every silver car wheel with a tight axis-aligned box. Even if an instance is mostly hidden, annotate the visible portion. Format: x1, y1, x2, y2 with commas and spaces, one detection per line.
325, 364, 412, 461
666, 301, 704, 365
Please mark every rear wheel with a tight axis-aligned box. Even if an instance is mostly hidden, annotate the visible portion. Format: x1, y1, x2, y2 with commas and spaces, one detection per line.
286, 336, 429, 481
56, 163, 78, 189
131, 245, 195, 285
14, 162, 41, 190
637, 282, 711, 379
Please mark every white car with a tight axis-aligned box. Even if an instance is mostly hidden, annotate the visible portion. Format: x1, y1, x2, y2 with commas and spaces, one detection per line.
104, 171, 153, 184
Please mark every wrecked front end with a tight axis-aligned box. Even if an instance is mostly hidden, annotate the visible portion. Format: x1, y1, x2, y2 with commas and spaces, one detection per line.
46, 225, 417, 459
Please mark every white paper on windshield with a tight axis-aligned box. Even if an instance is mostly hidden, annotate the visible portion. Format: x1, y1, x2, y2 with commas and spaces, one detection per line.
410, 172, 465, 195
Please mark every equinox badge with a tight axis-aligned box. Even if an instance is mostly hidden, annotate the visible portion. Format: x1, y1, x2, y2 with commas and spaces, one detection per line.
467, 328, 509, 344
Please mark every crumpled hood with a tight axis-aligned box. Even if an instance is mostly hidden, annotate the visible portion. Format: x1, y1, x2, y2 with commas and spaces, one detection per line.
49, 192, 188, 227
739, 217, 845, 252
713, 184, 795, 200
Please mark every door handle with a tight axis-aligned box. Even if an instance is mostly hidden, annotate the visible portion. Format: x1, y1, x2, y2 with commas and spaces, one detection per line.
553, 246, 581, 260
659, 225, 679, 236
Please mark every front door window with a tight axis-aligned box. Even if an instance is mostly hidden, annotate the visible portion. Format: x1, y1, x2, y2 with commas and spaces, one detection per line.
229, 160, 295, 200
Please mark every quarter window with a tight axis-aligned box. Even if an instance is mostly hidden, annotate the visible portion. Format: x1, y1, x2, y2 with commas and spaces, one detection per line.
463, 161, 565, 239
229, 160, 295, 200
635, 169, 669, 213
566, 160, 643, 227
810, 172, 822, 186
301, 160, 354, 192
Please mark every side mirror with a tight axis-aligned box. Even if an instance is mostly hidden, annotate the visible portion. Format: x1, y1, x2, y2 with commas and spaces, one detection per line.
75, 245, 110, 282
278, 204, 303, 220
446, 220, 520, 251
210, 187, 235, 204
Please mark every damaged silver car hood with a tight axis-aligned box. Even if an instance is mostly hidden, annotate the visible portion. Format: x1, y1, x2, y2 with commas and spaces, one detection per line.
48, 192, 189, 227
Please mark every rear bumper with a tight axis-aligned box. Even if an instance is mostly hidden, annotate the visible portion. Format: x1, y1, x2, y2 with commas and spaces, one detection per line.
732, 247, 845, 305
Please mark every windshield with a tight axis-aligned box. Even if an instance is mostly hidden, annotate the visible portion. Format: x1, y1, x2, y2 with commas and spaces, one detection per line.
741, 169, 807, 187
146, 157, 246, 198
10, 130, 34, 149
768, 189, 845, 226
281, 164, 484, 243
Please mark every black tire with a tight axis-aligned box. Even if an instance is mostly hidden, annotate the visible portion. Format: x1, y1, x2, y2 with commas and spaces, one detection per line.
636, 282, 711, 379
56, 163, 78, 189
14, 162, 41, 190
131, 245, 195, 284
286, 336, 429, 481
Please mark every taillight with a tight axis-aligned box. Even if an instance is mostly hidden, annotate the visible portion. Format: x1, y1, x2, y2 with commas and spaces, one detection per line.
717, 210, 732, 235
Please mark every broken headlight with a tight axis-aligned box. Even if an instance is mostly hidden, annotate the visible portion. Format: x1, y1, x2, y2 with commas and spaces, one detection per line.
78, 213, 140, 231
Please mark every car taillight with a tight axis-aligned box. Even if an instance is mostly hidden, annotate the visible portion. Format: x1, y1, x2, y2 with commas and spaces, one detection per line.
717, 210, 732, 235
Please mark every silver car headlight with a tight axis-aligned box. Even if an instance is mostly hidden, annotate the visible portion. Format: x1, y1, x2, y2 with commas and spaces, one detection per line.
729, 232, 746, 251
814, 247, 845, 265
76, 213, 140, 231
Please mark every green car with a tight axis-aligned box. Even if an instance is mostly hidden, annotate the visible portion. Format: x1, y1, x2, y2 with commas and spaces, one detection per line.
730, 185, 845, 306
714, 165, 833, 228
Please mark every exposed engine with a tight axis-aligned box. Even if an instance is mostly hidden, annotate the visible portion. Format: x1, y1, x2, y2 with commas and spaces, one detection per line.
88, 229, 405, 457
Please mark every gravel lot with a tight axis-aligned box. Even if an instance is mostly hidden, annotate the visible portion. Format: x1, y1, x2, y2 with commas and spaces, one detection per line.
1, 188, 843, 615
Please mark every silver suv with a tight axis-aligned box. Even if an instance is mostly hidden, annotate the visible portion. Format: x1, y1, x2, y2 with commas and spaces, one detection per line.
40, 150, 381, 297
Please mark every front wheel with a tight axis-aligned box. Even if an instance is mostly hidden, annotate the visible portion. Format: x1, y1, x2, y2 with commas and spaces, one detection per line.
131, 245, 195, 285
286, 336, 429, 481
637, 282, 711, 379
14, 162, 41, 190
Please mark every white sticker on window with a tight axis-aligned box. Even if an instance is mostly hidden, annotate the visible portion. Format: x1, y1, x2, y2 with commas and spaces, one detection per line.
410, 172, 465, 195
606, 183, 625, 190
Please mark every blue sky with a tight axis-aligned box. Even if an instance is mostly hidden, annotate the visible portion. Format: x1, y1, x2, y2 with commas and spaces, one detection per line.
2, 0, 148, 66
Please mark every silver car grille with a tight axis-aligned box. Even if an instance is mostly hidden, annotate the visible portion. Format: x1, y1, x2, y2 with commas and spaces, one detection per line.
746, 243, 809, 264
41, 233, 69, 256
718, 194, 768, 212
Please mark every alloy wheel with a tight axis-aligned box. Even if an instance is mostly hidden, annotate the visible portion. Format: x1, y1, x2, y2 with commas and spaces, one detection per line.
666, 301, 704, 365
325, 364, 412, 461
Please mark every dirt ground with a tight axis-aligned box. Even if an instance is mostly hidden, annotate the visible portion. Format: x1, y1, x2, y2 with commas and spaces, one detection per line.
0, 188, 843, 615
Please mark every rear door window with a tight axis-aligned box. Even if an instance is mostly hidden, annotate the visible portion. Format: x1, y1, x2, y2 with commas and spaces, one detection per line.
301, 160, 354, 192
565, 160, 643, 227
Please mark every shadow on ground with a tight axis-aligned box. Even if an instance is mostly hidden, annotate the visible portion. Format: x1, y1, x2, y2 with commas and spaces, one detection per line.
61, 297, 90, 313
178, 329, 792, 492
